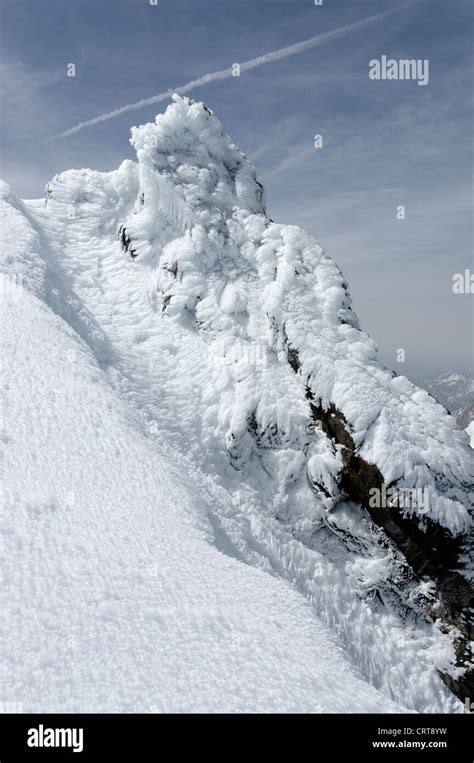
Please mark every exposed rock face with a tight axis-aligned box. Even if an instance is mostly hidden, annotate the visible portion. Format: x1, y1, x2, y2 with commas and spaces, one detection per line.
285, 346, 472, 698
119, 225, 137, 259
305, 379, 473, 698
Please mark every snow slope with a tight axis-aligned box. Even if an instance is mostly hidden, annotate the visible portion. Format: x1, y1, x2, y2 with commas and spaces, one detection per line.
1, 286, 406, 713
467, 422, 474, 449
1, 95, 471, 713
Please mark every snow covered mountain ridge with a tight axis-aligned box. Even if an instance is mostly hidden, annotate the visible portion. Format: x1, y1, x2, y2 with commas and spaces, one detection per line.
1, 95, 472, 711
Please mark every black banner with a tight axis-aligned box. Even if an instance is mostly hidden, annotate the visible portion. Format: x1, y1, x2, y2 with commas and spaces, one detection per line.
0, 713, 471, 760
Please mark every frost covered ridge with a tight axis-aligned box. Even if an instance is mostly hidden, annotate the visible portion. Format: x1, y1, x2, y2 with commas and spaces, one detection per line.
1, 95, 472, 713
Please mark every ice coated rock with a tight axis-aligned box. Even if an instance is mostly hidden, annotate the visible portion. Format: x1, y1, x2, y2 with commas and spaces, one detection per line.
1, 95, 472, 710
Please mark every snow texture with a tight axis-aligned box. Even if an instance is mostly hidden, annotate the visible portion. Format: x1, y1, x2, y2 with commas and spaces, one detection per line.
1, 95, 471, 713
467, 422, 474, 449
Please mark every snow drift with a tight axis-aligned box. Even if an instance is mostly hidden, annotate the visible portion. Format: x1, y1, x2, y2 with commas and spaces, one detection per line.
1, 95, 472, 712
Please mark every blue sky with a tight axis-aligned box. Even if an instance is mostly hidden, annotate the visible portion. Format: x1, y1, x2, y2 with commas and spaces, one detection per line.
1, 0, 472, 378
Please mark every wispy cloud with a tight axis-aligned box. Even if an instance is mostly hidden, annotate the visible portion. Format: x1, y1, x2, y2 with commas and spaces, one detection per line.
37, 2, 419, 144
0, 59, 63, 105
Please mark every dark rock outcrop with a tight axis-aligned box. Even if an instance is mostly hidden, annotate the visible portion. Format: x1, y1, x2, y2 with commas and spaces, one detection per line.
285, 345, 473, 700
119, 226, 137, 259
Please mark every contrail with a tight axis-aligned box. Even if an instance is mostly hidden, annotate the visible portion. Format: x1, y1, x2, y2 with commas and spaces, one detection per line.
39, 2, 418, 144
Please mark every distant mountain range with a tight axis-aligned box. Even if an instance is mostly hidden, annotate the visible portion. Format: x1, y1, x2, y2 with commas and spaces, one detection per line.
417, 372, 474, 425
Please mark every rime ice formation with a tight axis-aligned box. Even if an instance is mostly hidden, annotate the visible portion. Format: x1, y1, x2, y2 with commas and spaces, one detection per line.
1, 95, 472, 712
